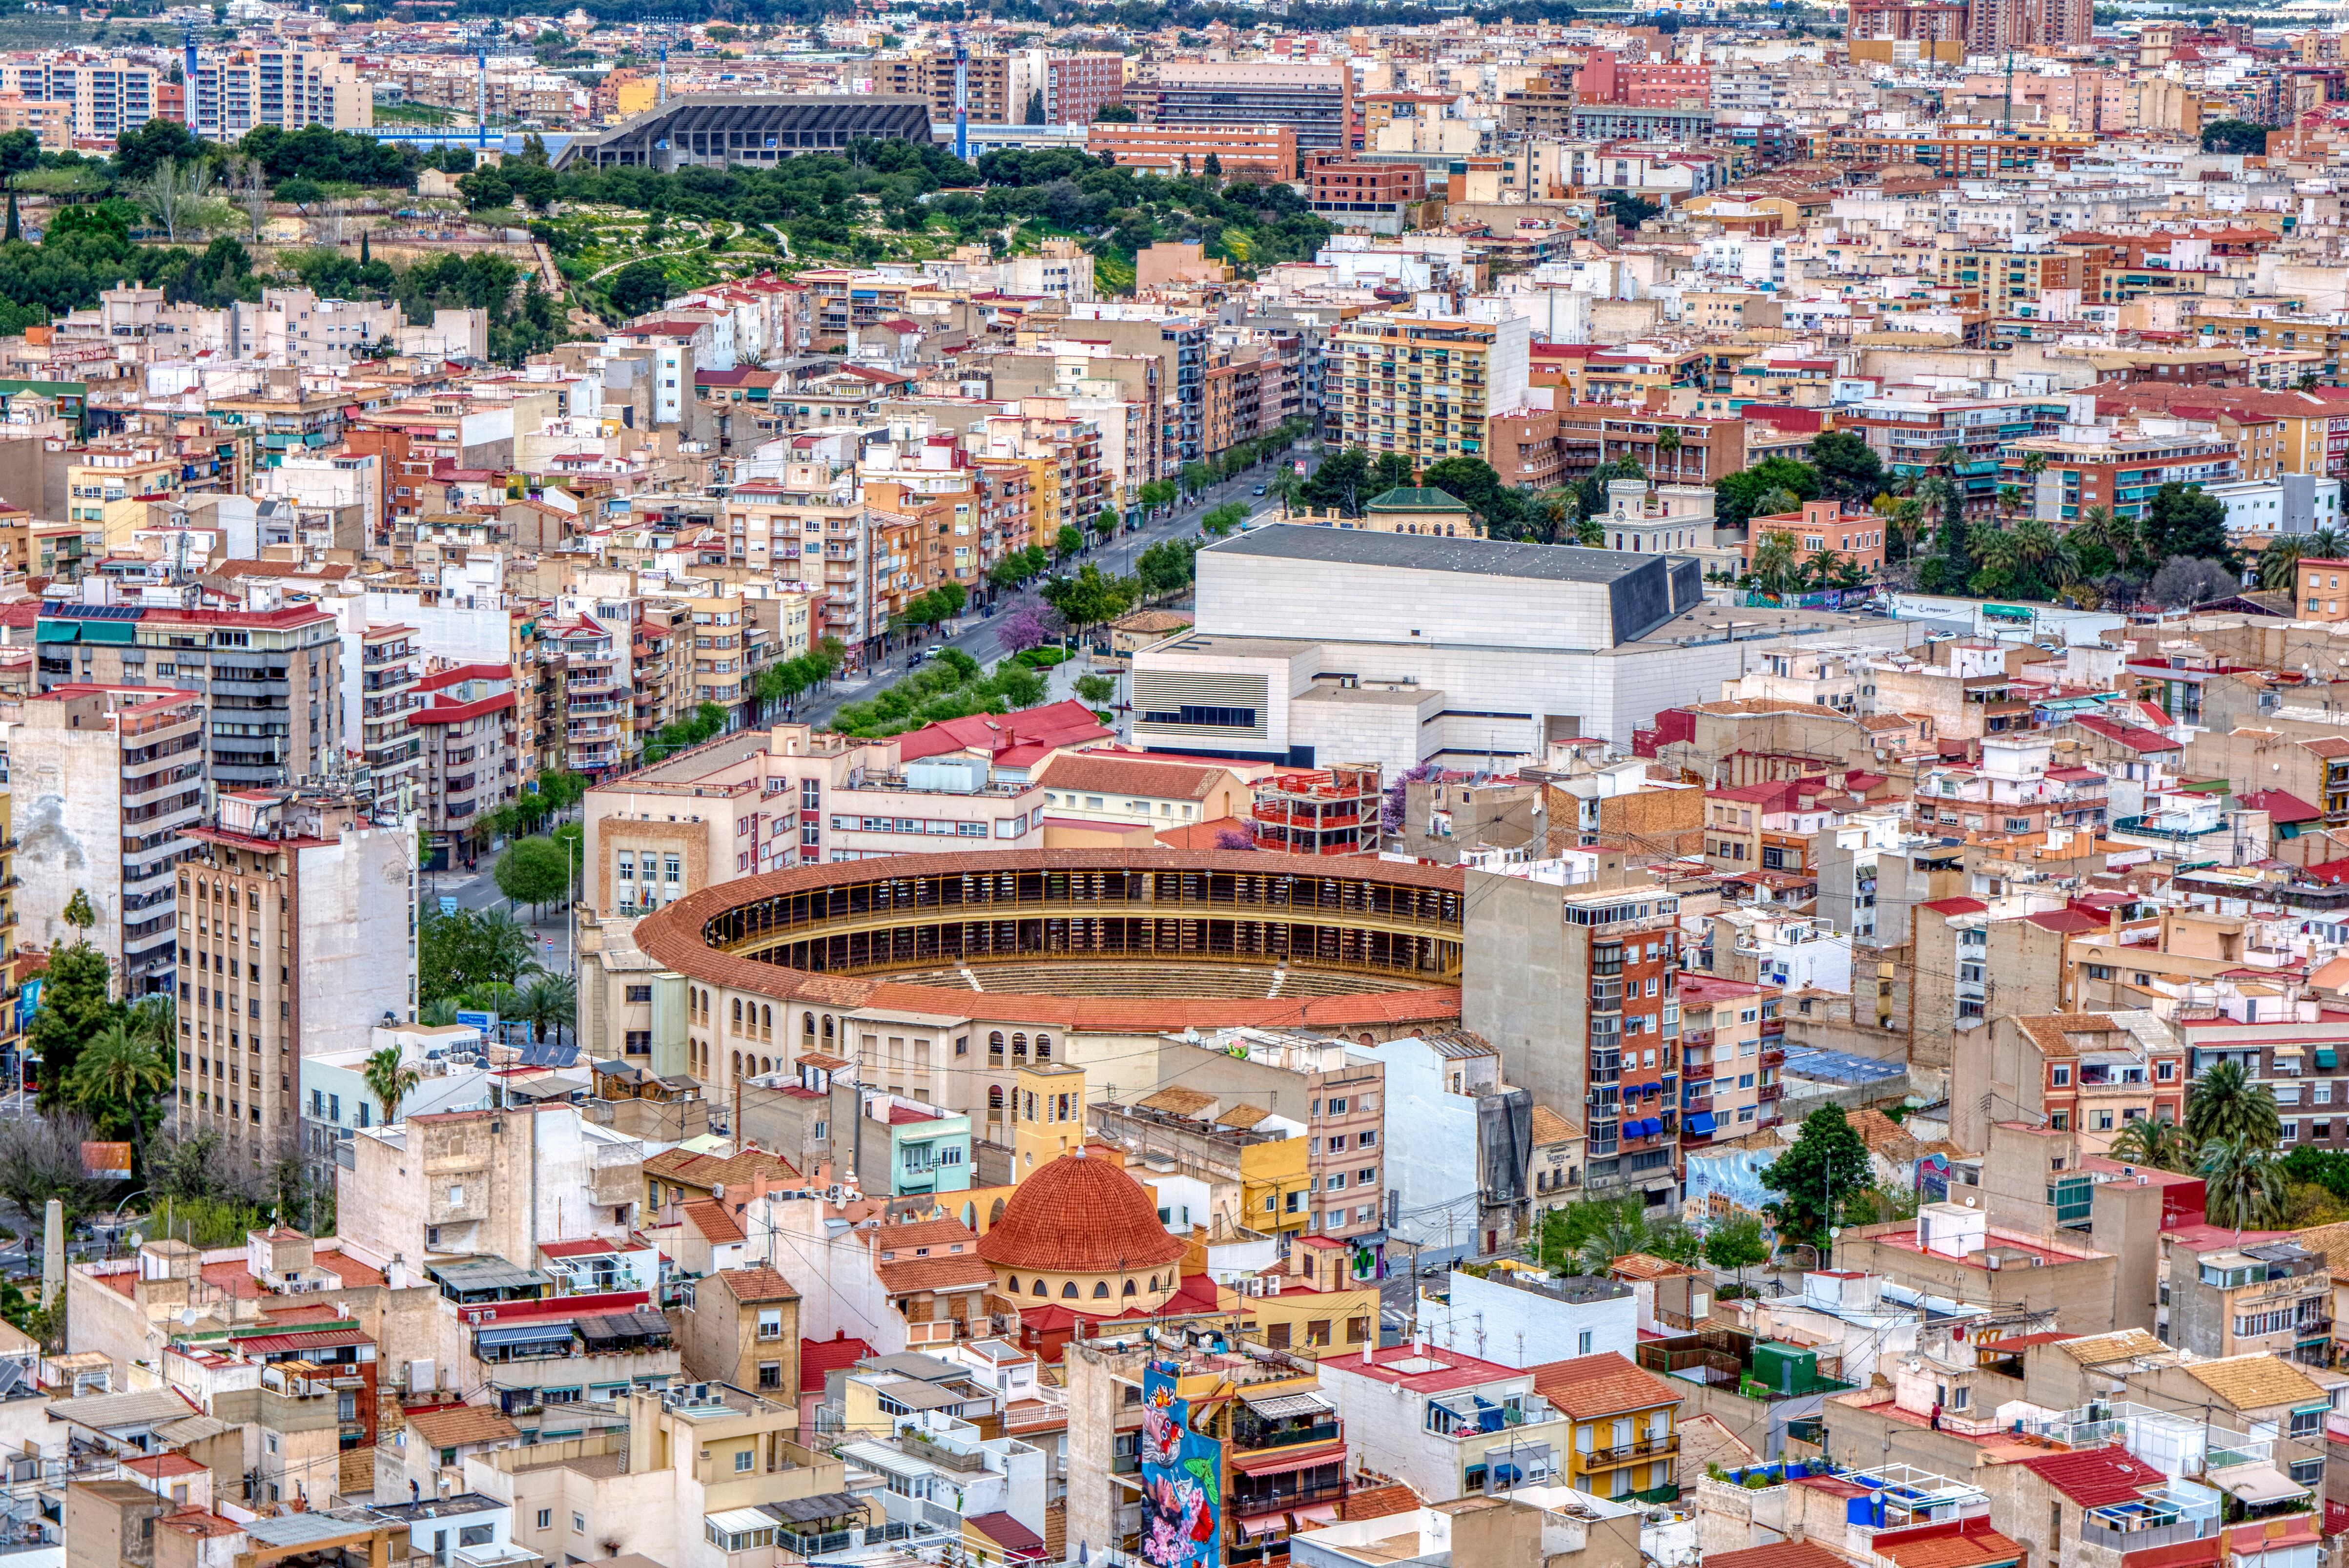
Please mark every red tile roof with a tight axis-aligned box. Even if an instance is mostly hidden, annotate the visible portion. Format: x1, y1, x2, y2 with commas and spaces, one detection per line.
800, 1332, 875, 1390
1920, 897, 1989, 916
2017, 1443, 2167, 1506
1705, 1542, 1866, 1568
1528, 1351, 1680, 1418
976, 1151, 1184, 1276
2241, 789, 2324, 824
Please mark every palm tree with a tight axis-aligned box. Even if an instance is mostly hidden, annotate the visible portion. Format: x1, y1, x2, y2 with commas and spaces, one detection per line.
2259, 535, 2308, 591
1266, 468, 1304, 519
2007, 518, 2076, 592
1751, 531, 1802, 595
1807, 548, 1849, 590
2183, 1058, 2281, 1149
1575, 513, 1603, 546
66, 1022, 173, 1179
1654, 426, 1683, 478
2199, 1135, 2287, 1231
2069, 504, 2133, 568
2107, 1116, 2195, 1173
361, 1046, 422, 1130
516, 974, 577, 1048
474, 911, 543, 990
1995, 483, 2024, 525
1573, 1200, 1658, 1275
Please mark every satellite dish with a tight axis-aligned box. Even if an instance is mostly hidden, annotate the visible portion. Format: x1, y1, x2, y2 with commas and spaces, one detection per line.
179, 1308, 198, 1326
124, 1234, 143, 1251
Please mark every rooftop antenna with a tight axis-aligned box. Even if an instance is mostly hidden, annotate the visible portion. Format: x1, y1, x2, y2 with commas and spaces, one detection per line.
2001, 48, 2014, 133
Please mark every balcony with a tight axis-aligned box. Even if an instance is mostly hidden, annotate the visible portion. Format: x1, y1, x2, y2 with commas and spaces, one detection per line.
1757, 1083, 1783, 1102
1583, 1434, 1679, 1467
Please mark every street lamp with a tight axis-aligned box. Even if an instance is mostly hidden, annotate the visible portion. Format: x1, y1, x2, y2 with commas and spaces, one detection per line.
103, 1189, 146, 1262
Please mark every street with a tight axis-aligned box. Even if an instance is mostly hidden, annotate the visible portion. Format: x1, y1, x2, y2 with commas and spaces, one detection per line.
791, 454, 1310, 729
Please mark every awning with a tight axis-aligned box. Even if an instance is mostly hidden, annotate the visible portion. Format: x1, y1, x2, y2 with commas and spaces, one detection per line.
2216, 1465, 2307, 1506
1229, 1442, 1346, 1477
2319, 1050, 2338, 1070
1241, 1391, 1333, 1420
80, 620, 133, 644
1687, 1112, 1717, 1135
707, 1509, 777, 1535
33, 622, 75, 643
474, 1322, 575, 1349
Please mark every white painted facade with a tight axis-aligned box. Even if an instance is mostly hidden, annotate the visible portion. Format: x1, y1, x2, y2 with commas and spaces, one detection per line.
1415, 1267, 1639, 1368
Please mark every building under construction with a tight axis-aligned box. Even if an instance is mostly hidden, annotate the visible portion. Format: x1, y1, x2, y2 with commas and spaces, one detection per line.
551, 92, 935, 171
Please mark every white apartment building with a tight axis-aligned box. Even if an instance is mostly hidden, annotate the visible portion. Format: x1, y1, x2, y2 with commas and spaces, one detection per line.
191, 47, 372, 137
9, 684, 206, 997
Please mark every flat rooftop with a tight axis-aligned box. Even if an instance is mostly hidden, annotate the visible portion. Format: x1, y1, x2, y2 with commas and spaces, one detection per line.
1206, 523, 1664, 583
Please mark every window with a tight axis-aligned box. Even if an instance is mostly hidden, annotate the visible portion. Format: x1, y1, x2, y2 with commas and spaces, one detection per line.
758, 1362, 782, 1390
1579, 1329, 1594, 1354
625, 984, 652, 1004
572, 1516, 586, 1535
757, 1309, 783, 1340
2052, 1066, 2071, 1086
536, 1512, 551, 1530
734, 1448, 755, 1473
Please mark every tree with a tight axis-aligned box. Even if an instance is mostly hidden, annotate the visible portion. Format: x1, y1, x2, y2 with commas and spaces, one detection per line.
1213, 826, 1257, 850
1302, 447, 1373, 516
1420, 456, 1524, 534
1715, 457, 1821, 531
64, 1020, 171, 1180
2106, 1117, 2195, 1173
1703, 1212, 1772, 1293
496, 836, 575, 917
2184, 1058, 2280, 1149
1809, 431, 1886, 506
1040, 563, 1136, 640
29, 937, 116, 1115
2201, 1135, 2287, 1230
605, 259, 670, 321
997, 604, 1055, 656
2148, 556, 2239, 608
0, 1112, 103, 1237
132, 158, 224, 244
1135, 539, 1197, 599
1054, 524, 1084, 559
1092, 103, 1137, 123
1371, 452, 1416, 492
2201, 118, 2272, 155
1653, 426, 1683, 477
2141, 483, 2240, 572
5, 192, 18, 246
1202, 152, 1221, 179
1750, 531, 1802, 595
1266, 468, 1305, 518
1023, 89, 1046, 125
62, 890, 94, 934
515, 974, 577, 1047
360, 1045, 421, 1130
111, 116, 206, 181
1760, 1103, 1873, 1250
1201, 501, 1248, 537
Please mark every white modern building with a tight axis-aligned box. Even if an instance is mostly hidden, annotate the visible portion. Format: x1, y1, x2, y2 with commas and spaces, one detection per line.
1414, 1267, 1638, 1369
1130, 525, 1911, 771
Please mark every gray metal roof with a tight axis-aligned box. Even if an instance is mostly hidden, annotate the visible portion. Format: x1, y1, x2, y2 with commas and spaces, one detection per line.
1203, 523, 1661, 584
44, 1389, 196, 1430
429, 1259, 551, 1292
247, 1509, 387, 1548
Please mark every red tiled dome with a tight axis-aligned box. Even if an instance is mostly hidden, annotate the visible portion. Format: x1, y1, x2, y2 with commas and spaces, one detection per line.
978, 1152, 1187, 1275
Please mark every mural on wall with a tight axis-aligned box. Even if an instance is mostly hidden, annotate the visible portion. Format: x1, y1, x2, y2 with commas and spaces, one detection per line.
1139, 1359, 1223, 1568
